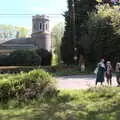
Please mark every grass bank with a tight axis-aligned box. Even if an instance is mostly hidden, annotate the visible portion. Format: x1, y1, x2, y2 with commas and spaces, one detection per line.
0, 87, 120, 120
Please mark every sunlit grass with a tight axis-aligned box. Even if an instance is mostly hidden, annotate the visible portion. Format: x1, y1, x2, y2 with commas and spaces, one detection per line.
0, 87, 120, 120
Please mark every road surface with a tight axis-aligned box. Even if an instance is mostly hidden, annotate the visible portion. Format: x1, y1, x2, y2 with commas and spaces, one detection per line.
56, 74, 118, 89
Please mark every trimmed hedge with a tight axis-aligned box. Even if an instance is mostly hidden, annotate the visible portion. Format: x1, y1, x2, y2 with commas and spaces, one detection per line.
36, 49, 52, 66
0, 69, 57, 102
0, 49, 52, 66
9, 50, 41, 66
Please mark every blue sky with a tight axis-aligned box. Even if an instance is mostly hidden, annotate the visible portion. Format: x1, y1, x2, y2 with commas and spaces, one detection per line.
0, 0, 67, 29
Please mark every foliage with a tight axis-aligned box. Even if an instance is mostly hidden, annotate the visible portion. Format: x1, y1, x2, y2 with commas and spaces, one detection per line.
0, 65, 92, 76
15, 26, 30, 38
61, 0, 98, 64
52, 54, 59, 66
0, 49, 52, 66
45, 65, 92, 76
61, 0, 120, 66
52, 22, 65, 64
0, 55, 9, 66
0, 24, 30, 40
0, 25, 16, 39
83, 5, 120, 65
0, 69, 57, 102
101, 0, 120, 6
36, 49, 52, 66
0, 87, 120, 119
9, 50, 41, 66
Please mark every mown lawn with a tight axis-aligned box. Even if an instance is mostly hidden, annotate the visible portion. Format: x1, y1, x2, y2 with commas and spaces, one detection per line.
0, 87, 120, 120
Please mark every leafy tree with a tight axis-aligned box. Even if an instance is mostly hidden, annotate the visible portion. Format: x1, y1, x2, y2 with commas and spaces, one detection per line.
36, 49, 52, 66
101, 0, 120, 5
15, 27, 29, 38
61, 0, 98, 64
0, 24, 30, 40
51, 22, 64, 64
0, 25, 16, 39
83, 5, 120, 65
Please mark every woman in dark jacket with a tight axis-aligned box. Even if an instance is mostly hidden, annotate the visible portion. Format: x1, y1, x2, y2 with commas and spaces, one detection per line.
96, 59, 106, 85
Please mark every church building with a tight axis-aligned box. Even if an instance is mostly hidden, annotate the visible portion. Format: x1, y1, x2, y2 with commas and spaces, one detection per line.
0, 15, 51, 54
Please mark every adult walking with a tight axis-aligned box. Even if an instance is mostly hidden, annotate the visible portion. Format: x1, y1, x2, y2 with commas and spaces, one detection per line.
115, 62, 120, 86
105, 61, 112, 85
96, 58, 106, 85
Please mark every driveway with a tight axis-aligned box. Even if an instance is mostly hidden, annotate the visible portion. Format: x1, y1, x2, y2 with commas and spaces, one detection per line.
56, 74, 118, 89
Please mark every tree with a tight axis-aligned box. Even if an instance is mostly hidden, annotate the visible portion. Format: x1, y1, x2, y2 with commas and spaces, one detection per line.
0, 24, 30, 40
61, 0, 98, 64
83, 5, 120, 66
15, 27, 29, 38
36, 49, 52, 66
0, 25, 16, 40
51, 22, 64, 64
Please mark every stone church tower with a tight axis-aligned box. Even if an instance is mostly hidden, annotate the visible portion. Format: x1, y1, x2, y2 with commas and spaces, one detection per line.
32, 15, 51, 52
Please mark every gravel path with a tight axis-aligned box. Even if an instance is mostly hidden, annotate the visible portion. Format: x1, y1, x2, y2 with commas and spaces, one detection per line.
56, 74, 118, 89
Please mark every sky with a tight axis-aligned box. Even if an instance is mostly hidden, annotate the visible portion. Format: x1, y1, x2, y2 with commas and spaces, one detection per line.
0, 0, 68, 30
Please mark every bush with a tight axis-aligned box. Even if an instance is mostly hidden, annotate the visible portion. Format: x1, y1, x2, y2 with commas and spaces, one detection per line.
0, 69, 57, 102
36, 49, 52, 66
0, 55, 10, 66
9, 50, 41, 66
0, 49, 52, 66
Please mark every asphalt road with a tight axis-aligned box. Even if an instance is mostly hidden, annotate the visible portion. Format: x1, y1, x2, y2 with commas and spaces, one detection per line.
56, 74, 118, 89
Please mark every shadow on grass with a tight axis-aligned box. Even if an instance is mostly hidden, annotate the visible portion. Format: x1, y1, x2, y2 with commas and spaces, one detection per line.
1, 87, 120, 120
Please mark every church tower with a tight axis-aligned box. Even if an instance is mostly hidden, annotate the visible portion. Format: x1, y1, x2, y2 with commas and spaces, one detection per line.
32, 15, 51, 51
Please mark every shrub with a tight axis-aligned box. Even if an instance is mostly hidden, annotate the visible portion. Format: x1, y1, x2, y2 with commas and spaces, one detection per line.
0, 69, 57, 102
0, 55, 10, 66
9, 50, 41, 66
36, 49, 52, 66
0, 49, 52, 66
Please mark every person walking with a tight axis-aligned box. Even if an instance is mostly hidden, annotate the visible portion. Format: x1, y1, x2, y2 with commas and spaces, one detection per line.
115, 62, 120, 86
105, 61, 112, 86
96, 58, 106, 85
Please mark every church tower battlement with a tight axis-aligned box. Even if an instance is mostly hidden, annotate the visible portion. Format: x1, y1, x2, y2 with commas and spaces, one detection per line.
32, 15, 49, 33
32, 15, 51, 52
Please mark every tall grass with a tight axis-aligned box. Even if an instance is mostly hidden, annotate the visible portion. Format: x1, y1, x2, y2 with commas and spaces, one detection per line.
0, 69, 57, 103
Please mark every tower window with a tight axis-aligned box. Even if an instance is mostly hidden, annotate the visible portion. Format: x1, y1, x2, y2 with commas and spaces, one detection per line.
46, 24, 48, 30
43, 24, 45, 31
40, 23, 42, 30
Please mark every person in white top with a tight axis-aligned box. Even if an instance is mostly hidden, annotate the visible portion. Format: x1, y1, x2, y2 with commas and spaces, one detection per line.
105, 61, 112, 85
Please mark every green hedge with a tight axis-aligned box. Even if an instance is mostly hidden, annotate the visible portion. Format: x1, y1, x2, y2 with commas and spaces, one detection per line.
0, 69, 57, 102
0, 49, 52, 66
9, 50, 41, 66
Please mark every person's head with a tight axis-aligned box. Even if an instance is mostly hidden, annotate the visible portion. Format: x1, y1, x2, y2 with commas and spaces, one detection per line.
116, 62, 120, 66
100, 58, 105, 63
107, 61, 111, 66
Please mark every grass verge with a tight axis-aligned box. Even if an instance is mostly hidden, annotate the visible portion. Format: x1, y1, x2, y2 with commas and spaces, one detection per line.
0, 86, 120, 120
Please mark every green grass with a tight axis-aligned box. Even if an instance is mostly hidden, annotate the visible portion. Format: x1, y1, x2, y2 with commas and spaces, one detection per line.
0, 87, 120, 120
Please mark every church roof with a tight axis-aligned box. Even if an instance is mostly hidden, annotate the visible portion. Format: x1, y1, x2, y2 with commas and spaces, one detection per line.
0, 37, 33, 45
0, 37, 35, 51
